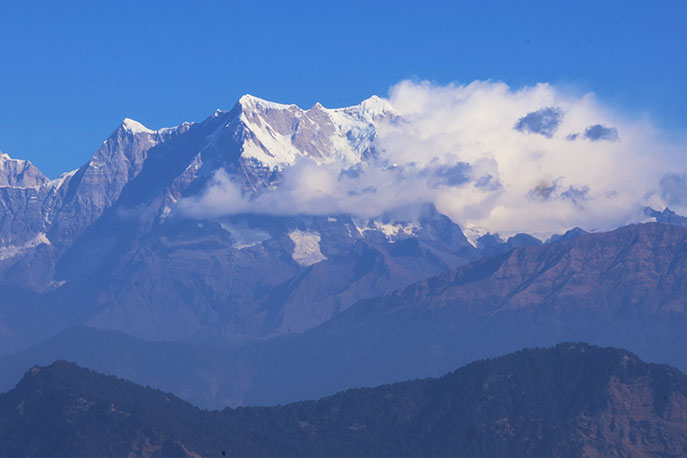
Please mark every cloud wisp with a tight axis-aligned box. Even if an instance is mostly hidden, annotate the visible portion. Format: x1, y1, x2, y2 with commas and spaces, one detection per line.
179, 80, 684, 238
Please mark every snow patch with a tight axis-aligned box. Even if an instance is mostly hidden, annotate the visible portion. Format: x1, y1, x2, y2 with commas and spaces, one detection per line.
354, 218, 419, 241
158, 122, 193, 136
373, 221, 419, 239
221, 223, 271, 249
239, 111, 303, 169
462, 225, 489, 248
160, 205, 172, 219
48, 169, 78, 189
288, 230, 327, 266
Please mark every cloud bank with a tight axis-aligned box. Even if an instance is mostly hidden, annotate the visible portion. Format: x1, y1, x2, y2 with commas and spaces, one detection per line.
179, 80, 685, 238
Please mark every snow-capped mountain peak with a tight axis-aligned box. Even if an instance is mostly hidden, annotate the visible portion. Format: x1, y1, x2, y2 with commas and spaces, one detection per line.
0, 150, 48, 188
118, 118, 188, 137
355, 95, 396, 119
0, 150, 25, 164
221, 94, 395, 171
238, 93, 295, 112
120, 118, 155, 135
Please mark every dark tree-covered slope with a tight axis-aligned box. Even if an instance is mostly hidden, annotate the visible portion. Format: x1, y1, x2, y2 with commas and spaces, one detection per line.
1, 343, 687, 457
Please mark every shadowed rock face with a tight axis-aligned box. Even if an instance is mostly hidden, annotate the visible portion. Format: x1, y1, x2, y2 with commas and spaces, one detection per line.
0, 122, 176, 261
3, 222, 687, 410
1, 343, 686, 458
391, 221, 687, 318
212, 222, 687, 406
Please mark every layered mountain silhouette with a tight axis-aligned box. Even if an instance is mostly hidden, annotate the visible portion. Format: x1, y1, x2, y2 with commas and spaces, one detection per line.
2, 94, 687, 415
2, 221, 687, 409
224, 221, 687, 405
2, 343, 686, 457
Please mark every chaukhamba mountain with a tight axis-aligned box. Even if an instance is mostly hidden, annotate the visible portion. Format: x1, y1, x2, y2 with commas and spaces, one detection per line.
1, 93, 687, 417
0, 94, 491, 354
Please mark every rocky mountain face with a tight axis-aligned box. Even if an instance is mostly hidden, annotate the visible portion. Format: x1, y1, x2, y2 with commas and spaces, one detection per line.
0, 152, 47, 188
0, 124, 161, 248
2, 343, 686, 458
3, 222, 687, 409
209, 222, 687, 406
645, 206, 687, 226
0, 95, 516, 352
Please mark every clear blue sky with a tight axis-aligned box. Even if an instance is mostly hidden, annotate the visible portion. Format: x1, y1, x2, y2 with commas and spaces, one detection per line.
1, 0, 685, 178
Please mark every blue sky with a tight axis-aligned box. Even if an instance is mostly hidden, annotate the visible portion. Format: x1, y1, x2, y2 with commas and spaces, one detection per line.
1, 0, 685, 178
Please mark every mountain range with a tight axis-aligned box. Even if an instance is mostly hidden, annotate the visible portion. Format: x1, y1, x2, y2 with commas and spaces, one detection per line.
1, 95, 518, 352
2, 343, 686, 457
2, 94, 687, 412
0, 221, 686, 409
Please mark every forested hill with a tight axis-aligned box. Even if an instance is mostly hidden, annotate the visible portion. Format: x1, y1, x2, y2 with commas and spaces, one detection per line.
1, 343, 687, 457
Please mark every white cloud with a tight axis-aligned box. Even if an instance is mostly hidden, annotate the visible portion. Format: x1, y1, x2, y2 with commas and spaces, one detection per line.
178, 80, 685, 238
655, 172, 687, 215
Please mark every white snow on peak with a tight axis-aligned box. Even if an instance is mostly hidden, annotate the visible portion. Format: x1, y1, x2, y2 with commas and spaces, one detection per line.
374, 221, 420, 239
228, 94, 397, 169
47, 168, 78, 190
121, 118, 155, 135
120, 118, 189, 137
462, 225, 489, 248
238, 94, 294, 111
357, 95, 396, 118
354, 218, 420, 241
158, 122, 193, 136
0, 151, 48, 188
0, 150, 28, 166
238, 93, 396, 117
288, 230, 327, 266
331, 95, 397, 121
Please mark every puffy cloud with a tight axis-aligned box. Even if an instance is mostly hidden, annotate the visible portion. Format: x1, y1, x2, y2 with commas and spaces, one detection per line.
179, 159, 468, 221
659, 172, 687, 210
180, 79, 684, 239
515, 107, 563, 138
